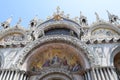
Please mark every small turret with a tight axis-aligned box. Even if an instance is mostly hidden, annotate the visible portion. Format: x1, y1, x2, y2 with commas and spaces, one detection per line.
79, 12, 88, 26
1, 17, 12, 29
30, 15, 38, 28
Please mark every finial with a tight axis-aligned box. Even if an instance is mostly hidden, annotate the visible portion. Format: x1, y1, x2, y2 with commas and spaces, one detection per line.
47, 16, 52, 20
74, 17, 79, 22
17, 18, 22, 25
53, 6, 69, 20
80, 11, 82, 17
6, 17, 12, 24
66, 14, 70, 18
60, 11, 64, 16
53, 6, 63, 21
56, 6, 60, 14
106, 10, 112, 22
106, 10, 111, 16
15, 18, 22, 28
33, 15, 38, 21
95, 12, 100, 22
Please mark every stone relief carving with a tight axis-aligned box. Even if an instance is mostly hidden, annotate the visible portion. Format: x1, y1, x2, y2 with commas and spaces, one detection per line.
92, 29, 118, 36
94, 47, 104, 58
3, 34, 24, 42
91, 46, 108, 66
0, 27, 32, 46
3, 50, 19, 69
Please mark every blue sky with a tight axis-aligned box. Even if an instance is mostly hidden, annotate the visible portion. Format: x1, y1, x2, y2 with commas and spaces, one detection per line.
0, 0, 120, 27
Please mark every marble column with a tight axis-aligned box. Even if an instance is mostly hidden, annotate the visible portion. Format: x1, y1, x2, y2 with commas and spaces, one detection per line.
86, 70, 91, 80
0, 69, 29, 80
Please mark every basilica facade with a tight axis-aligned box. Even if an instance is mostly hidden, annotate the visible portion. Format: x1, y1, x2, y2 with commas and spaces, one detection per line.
0, 7, 120, 80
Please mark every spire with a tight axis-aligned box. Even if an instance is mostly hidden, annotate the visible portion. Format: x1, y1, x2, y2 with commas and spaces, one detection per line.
6, 17, 12, 24
17, 18, 22, 25
95, 12, 100, 22
106, 10, 112, 22
106, 10, 120, 23
15, 18, 22, 28
106, 10, 111, 17
80, 11, 83, 17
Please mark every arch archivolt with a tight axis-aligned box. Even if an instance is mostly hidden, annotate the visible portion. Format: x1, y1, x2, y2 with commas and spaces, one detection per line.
33, 20, 81, 38
0, 27, 28, 41
109, 45, 120, 66
14, 35, 93, 70
88, 22, 120, 36
39, 72, 72, 80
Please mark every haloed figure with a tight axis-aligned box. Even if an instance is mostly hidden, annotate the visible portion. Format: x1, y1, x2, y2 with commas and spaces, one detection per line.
51, 55, 60, 64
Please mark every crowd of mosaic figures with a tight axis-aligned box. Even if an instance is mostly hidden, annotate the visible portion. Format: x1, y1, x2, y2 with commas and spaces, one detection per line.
31, 55, 82, 72
42, 55, 82, 72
